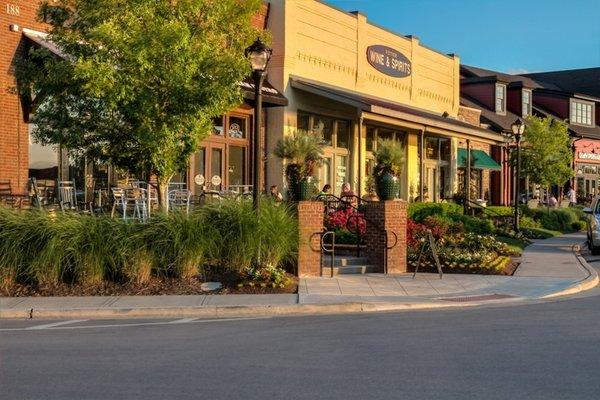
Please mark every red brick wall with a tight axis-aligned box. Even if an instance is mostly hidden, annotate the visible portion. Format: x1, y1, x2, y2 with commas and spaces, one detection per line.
364, 201, 407, 274
457, 106, 481, 126
297, 201, 324, 277
1, 0, 47, 194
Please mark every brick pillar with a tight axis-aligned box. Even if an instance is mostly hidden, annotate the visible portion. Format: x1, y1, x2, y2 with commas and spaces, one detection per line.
297, 201, 324, 277
364, 200, 407, 274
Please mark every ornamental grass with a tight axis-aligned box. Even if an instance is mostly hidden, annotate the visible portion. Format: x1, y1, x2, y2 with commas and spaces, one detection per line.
0, 199, 298, 290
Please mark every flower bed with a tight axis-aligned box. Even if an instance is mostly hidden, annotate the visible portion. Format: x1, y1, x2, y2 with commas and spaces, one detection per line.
323, 207, 366, 245
407, 217, 517, 275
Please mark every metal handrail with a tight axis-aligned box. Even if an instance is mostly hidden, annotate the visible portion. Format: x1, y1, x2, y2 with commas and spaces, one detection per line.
320, 231, 335, 278
317, 193, 400, 273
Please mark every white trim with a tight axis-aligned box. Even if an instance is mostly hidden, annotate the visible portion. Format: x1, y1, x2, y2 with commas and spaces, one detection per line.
570, 98, 595, 127
495, 83, 507, 115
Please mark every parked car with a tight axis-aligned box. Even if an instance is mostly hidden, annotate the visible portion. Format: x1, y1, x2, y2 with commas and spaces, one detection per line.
585, 198, 600, 255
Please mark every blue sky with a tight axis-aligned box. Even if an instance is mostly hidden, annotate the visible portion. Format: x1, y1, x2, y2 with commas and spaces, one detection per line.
326, 0, 600, 73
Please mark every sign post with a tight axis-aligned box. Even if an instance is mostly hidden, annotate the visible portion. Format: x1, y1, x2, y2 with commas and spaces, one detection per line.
412, 229, 443, 279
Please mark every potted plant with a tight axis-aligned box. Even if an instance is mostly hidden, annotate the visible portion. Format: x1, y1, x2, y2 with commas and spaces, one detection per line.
274, 130, 324, 201
373, 139, 404, 201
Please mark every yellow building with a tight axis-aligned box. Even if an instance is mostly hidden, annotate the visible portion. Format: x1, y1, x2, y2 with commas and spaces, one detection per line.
265, 0, 504, 202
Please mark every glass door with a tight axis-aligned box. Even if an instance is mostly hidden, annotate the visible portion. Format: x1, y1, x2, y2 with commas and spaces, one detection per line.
228, 145, 247, 191
209, 145, 225, 191
335, 155, 349, 196
425, 165, 438, 202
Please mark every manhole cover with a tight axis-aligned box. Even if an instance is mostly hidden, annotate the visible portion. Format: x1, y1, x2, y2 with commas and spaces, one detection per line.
440, 294, 516, 302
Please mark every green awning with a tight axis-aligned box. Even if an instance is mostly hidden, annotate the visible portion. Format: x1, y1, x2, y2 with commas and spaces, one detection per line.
457, 149, 501, 170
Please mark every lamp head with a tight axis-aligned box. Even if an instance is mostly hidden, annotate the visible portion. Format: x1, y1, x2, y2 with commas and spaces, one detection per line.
245, 37, 272, 72
511, 118, 525, 136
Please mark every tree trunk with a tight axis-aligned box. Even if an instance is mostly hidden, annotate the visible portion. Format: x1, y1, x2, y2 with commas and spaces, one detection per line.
156, 176, 170, 213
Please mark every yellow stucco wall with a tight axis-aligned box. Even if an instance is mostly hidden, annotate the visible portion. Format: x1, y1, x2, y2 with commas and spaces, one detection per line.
265, 0, 462, 196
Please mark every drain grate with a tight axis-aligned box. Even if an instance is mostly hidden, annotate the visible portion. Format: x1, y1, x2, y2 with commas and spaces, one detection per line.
440, 294, 516, 302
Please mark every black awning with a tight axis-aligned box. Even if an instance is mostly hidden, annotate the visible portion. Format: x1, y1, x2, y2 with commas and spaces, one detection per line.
241, 77, 288, 107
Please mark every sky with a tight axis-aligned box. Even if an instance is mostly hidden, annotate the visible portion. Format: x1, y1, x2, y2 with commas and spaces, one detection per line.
326, 0, 600, 73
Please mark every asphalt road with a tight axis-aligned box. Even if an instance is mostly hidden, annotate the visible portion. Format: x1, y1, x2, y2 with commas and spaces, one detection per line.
3, 286, 600, 400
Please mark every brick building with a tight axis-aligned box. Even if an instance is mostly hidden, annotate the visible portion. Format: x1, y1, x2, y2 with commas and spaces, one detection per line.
461, 65, 600, 205
0, 0, 46, 194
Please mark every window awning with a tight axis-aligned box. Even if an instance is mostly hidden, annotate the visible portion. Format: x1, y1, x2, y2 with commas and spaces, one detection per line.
457, 148, 501, 170
241, 77, 288, 107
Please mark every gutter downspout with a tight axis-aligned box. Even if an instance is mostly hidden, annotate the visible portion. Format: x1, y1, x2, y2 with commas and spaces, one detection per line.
358, 113, 364, 198
419, 129, 424, 202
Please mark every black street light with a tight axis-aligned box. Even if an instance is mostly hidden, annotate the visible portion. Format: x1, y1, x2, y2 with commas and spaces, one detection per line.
509, 118, 525, 233
245, 38, 272, 211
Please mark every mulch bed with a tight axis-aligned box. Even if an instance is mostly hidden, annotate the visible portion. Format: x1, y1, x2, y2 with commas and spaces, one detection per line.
1, 273, 298, 297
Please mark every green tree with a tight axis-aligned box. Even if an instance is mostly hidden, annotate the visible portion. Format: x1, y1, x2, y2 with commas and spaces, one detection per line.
517, 115, 573, 190
18, 0, 262, 210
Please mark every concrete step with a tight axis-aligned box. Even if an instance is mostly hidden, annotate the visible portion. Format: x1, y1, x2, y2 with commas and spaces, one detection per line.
321, 265, 379, 276
323, 256, 370, 267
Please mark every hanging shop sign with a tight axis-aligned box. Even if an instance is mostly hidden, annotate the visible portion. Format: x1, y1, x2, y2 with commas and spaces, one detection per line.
578, 152, 600, 161
366, 45, 411, 78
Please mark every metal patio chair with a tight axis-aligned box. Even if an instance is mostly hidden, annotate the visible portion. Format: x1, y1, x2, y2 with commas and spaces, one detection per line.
168, 189, 191, 214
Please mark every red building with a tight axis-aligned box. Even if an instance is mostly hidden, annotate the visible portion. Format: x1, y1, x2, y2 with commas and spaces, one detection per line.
461, 65, 600, 205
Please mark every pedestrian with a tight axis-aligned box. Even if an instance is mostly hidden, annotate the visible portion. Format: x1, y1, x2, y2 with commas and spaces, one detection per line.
340, 182, 357, 208
270, 185, 283, 202
548, 195, 558, 208
567, 186, 577, 207
318, 184, 331, 198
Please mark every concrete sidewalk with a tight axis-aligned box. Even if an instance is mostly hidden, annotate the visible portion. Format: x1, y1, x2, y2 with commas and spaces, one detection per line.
1, 233, 597, 319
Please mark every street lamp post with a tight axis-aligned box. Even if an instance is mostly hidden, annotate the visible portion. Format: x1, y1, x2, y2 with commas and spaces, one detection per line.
245, 38, 272, 211
510, 118, 525, 233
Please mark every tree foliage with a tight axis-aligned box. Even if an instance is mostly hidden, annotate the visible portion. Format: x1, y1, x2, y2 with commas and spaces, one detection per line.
18, 0, 263, 209
517, 115, 573, 188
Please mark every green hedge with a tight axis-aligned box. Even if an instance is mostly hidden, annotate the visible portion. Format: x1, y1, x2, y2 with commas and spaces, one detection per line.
408, 202, 463, 222
0, 200, 298, 289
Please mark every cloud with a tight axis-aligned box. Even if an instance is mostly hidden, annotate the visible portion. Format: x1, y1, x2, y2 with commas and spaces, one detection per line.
505, 68, 531, 75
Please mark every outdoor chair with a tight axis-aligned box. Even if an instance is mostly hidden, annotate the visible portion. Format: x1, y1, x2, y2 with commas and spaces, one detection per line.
168, 189, 191, 214
125, 187, 149, 222
0, 179, 18, 207
111, 188, 127, 219
168, 182, 186, 192
58, 180, 78, 211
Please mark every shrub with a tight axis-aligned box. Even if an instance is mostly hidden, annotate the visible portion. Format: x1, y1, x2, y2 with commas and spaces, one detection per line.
520, 215, 540, 229
485, 206, 514, 216
571, 220, 586, 231
456, 215, 494, 235
536, 209, 578, 232
408, 202, 462, 222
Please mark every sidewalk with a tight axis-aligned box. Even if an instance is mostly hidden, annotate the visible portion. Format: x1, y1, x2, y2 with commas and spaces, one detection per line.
1, 233, 597, 319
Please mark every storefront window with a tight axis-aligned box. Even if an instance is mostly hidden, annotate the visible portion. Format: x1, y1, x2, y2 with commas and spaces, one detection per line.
378, 129, 394, 143
366, 127, 375, 152
213, 116, 224, 136
228, 146, 245, 186
228, 116, 246, 139
425, 137, 439, 160
313, 115, 333, 145
193, 148, 206, 189
298, 112, 310, 132
336, 121, 350, 149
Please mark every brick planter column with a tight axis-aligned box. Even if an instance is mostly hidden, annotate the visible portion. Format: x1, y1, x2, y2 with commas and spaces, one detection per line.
297, 201, 324, 277
364, 200, 407, 274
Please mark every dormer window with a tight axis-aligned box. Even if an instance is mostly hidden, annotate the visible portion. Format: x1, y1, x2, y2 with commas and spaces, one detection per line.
495, 84, 506, 114
522, 89, 532, 116
571, 99, 594, 126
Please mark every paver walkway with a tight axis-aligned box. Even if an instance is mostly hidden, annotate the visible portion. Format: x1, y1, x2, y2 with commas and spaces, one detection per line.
299, 232, 591, 302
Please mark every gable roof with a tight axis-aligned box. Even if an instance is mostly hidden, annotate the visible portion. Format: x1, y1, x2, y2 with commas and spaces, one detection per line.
522, 68, 600, 99
461, 65, 544, 89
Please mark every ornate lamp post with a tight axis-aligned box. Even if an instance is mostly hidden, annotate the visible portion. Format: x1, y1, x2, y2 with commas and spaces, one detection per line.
509, 118, 525, 233
245, 38, 272, 211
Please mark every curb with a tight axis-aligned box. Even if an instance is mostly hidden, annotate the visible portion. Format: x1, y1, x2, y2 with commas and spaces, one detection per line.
540, 243, 599, 299
0, 299, 503, 320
